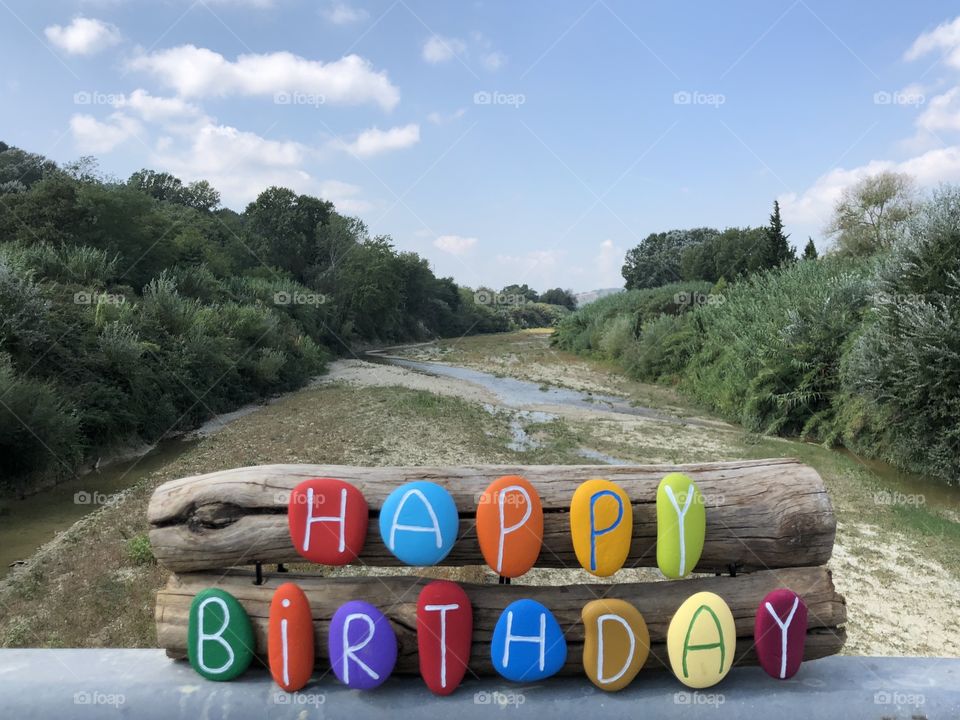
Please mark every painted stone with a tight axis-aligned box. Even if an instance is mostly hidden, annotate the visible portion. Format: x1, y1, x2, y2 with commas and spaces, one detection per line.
656, 473, 706, 579
491, 599, 567, 682
581, 599, 650, 692
754, 588, 807, 680
328, 601, 397, 690
476, 475, 543, 578
288, 478, 368, 565
268, 582, 314, 692
187, 588, 255, 681
379, 481, 459, 566
667, 591, 736, 689
570, 478, 632, 577
417, 581, 473, 695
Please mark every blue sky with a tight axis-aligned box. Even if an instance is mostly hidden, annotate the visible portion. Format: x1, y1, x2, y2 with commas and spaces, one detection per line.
3, 1, 960, 292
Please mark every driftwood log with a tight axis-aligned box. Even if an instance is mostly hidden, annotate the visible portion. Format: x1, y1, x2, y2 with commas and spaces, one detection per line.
148, 460, 836, 573
156, 567, 846, 675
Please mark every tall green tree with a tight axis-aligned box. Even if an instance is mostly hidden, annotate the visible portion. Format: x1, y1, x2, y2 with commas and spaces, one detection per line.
765, 200, 795, 265
803, 237, 818, 260
622, 228, 718, 289
826, 171, 918, 256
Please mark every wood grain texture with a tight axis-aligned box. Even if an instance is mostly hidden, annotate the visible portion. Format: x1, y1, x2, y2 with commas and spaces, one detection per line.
147, 461, 836, 573
156, 567, 846, 675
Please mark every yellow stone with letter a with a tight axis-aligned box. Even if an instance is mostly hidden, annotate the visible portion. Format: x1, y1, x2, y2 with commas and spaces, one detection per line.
667, 591, 736, 688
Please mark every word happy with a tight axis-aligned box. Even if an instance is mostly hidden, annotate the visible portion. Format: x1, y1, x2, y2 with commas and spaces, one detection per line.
186, 474, 808, 693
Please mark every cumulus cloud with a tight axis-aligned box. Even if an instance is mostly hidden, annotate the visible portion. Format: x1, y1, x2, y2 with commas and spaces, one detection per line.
422, 35, 467, 63
427, 108, 466, 125
70, 113, 141, 152
905, 15, 960, 69
340, 124, 420, 156
115, 89, 204, 123
45, 17, 120, 55
129, 45, 399, 110
433, 235, 477, 255
323, 1, 369, 24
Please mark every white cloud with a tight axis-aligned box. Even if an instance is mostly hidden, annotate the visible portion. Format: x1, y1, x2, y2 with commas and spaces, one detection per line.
495, 250, 565, 275
45, 17, 120, 55
70, 113, 141, 152
481, 52, 506, 71
150, 121, 370, 212
129, 45, 399, 110
341, 124, 420, 156
595, 239, 623, 286
422, 35, 466, 63
916, 87, 960, 133
427, 108, 466, 125
433, 235, 477, 255
115, 89, 203, 123
905, 15, 960, 69
323, 1, 368, 24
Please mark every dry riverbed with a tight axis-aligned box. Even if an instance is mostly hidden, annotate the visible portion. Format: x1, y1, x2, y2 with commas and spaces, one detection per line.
1, 330, 958, 659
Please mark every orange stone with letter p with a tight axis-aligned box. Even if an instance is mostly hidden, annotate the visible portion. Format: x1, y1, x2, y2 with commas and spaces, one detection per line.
476, 475, 543, 577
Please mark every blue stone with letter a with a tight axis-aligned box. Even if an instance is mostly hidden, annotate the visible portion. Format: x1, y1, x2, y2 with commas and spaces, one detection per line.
490, 599, 567, 681
378, 481, 458, 565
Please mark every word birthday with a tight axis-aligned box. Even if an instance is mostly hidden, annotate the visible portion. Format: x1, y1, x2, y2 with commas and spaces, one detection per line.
186, 474, 809, 694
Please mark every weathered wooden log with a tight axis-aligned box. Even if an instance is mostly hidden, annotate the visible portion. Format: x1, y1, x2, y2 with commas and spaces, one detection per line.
148, 461, 835, 573
156, 566, 846, 674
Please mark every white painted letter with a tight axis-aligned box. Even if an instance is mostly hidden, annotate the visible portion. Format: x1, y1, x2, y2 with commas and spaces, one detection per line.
765, 598, 800, 679
424, 603, 460, 688
197, 597, 235, 675
596, 613, 636, 684
388, 488, 443, 550
496, 485, 532, 574
502, 611, 546, 671
302, 487, 347, 553
342, 613, 379, 684
664, 484, 694, 576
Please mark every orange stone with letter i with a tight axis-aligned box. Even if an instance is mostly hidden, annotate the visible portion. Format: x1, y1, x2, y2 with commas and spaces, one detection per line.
268, 582, 314, 692
476, 475, 543, 577
288, 478, 368, 565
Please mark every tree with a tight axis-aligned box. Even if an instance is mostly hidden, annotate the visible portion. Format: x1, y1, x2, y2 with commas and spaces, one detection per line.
500, 284, 538, 302
539, 287, 576, 309
244, 187, 333, 281
826, 171, 918, 256
765, 200, 795, 265
803, 237, 818, 260
622, 228, 718, 289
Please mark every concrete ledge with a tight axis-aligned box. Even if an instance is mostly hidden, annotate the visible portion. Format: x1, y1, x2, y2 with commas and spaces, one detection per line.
0, 650, 957, 719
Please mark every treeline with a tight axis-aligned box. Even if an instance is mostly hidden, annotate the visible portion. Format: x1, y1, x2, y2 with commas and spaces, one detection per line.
555, 173, 960, 485
0, 142, 566, 493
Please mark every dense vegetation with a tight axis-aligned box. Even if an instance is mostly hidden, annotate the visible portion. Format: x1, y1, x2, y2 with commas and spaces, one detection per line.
0, 142, 569, 493
555, 175, 960, 484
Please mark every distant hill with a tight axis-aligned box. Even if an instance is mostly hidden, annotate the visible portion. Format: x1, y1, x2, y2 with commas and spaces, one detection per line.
575, 287, 623, 307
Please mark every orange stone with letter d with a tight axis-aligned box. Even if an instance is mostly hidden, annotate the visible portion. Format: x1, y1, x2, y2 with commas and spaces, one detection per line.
476, 475, 543, 577
268, 582, 315, 692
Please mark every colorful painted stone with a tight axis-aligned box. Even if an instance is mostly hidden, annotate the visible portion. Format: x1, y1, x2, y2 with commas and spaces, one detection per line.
476, 475, 543, 578
656, 473, 706, 579
570, 478, 632, 577
417, 581, 473, 695
328, 601, 397, 690
491, 599, 566, 682
754, 588, 807, 680
667, 591, 736, 689
187, 588, 255, 681
581, 599, 650, 692
268, 582, 314, 692
288, 478, 368, 565
379, 481, 459, 566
